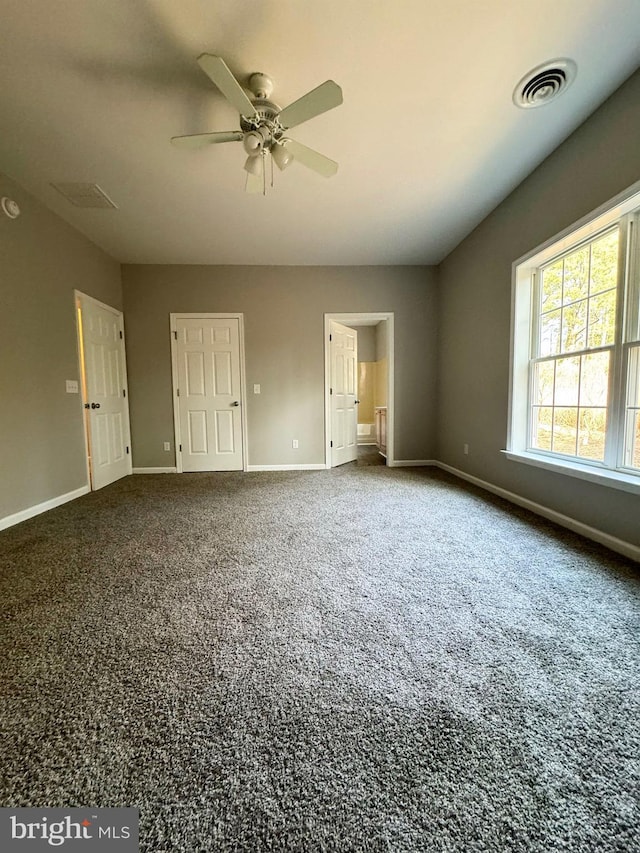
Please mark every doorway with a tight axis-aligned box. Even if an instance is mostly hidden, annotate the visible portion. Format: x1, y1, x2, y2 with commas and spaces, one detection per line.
324, 312, 394, 468
75, 291, 132, 490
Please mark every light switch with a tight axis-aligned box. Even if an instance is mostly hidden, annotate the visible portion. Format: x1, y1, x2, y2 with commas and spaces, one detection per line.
66, 380, 79, 394
254, 384, 261, 394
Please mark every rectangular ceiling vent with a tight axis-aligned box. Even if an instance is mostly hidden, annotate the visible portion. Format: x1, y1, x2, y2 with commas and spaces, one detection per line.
51, 182, 118, 209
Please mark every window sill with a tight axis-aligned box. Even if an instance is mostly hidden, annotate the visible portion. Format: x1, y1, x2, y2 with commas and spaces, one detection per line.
503, 450, 640, 496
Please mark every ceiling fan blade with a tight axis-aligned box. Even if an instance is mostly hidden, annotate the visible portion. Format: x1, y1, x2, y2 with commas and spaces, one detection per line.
171, 131, 243, 148
197, 54, 257, 117
277, 80, 343, 130
284, 139, 338, 178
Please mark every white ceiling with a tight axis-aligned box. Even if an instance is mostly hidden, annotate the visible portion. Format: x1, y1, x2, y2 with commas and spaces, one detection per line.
1, 0, 639, 266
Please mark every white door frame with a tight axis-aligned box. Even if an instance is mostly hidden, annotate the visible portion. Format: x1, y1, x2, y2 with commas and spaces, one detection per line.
170, 313, 249, 473
324, 312, 394, 468
74, 290, 133, 489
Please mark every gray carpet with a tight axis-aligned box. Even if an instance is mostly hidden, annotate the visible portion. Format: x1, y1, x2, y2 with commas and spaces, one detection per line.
0, 465, 638, 852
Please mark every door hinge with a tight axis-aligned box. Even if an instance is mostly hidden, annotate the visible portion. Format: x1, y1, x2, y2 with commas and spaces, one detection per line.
330, 388, 333, 395
119, 330, 123, 339
329, 334, 332, 341
122, 389, 126, 398
179, 444, 182, 452
176, 388, 180, 397
126, 446, 130, 454
174, 330, 177, 340
330, 441, 333, 447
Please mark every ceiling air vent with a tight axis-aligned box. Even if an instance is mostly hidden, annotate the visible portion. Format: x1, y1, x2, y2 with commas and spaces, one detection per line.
513, 59, 577, 108
51, 182, 118, 209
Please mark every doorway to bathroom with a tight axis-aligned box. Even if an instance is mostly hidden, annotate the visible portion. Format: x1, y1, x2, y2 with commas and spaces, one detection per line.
324, 312, 394, 468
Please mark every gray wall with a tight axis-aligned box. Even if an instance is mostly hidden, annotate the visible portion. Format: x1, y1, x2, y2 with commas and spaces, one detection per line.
121, 265, 437, 468
0, 171, 122, 520
357, 325, 376, 363
436, 68, 640, 547
376, 321, 388, 364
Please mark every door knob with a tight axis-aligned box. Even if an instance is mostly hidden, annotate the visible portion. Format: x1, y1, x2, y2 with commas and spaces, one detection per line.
355, 400, 360, 404
91, 402, 101, 409
231, 401, 240, 407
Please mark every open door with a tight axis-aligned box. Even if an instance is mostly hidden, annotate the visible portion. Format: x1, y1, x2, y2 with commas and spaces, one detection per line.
329, 320, 358, 467
76, 292, 132, 490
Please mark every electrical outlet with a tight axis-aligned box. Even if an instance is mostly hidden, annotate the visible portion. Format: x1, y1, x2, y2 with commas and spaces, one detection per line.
292, 439, 299, 449
463, 443, 469, 455
254, 384, 261, 394
164, 442, 171, 452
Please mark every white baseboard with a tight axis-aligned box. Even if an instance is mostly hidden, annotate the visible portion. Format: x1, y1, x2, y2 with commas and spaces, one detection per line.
0, 485, 90, 532
132, 467, 177, 474
246, 464, 326, 472
389, 459, 437, 467
434, 461, 640, 563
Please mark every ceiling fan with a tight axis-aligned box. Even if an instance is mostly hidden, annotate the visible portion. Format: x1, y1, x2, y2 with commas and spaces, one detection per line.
171, 55, 343, 193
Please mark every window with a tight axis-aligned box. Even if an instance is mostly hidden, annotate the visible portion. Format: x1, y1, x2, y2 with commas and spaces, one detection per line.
508, 183, 640, 493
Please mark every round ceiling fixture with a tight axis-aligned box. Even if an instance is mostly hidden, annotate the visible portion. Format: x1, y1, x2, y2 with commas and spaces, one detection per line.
513, 59, 577, 108
1, 196, 20, 219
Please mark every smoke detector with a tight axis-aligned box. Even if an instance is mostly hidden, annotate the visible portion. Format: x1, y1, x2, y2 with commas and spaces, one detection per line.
1, 197, 20, 218
513, 59, 577, 108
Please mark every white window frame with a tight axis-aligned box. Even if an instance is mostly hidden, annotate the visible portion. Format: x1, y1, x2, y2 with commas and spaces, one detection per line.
506, 181, 640, 496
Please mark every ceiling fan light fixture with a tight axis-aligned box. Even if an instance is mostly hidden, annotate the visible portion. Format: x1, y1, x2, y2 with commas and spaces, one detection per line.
243, 130, 264, 154
271, 140, 294, 171
244, 153, 263, 175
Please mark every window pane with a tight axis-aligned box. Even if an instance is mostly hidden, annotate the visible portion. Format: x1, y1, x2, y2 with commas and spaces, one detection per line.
577, 408, 607, 461
552, 407, 578, 456
539, 309, 561, 357
589, 230, 619, 295
527, 222, 625, 471
587, 289, 616, 349
555, 356, 580, 405
561, 300, 587, 352
563, 246, 589, 304
541, 260, 563, 313
580, 351, 610, 406
534, 361, 554, 405
531, 407, 553, 450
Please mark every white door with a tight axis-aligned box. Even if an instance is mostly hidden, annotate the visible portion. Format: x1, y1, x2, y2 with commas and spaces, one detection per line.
174, 317, 244, 472
78, 294, 132, 490
330, 320, 358, 467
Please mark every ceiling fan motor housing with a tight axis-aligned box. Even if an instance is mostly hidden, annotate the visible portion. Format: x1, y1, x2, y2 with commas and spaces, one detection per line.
240, 99, 283, 152
240, 99, 281, 127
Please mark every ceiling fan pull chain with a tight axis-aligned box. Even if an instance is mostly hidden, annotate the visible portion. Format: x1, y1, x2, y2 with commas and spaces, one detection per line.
270, 151, 274, 188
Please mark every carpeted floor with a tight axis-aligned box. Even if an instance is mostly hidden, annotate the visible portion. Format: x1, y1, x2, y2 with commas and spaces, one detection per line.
0, 465, 638, 852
